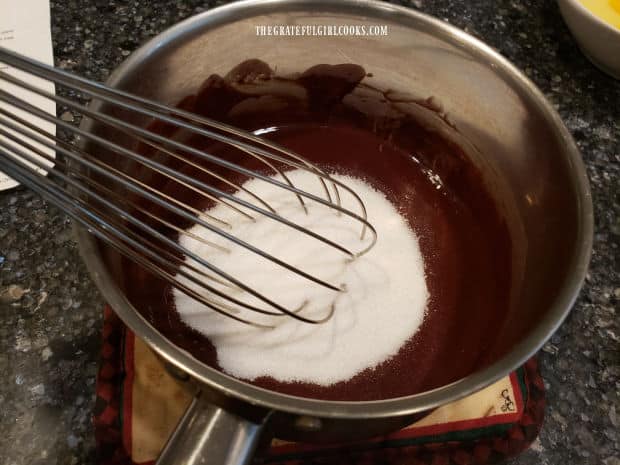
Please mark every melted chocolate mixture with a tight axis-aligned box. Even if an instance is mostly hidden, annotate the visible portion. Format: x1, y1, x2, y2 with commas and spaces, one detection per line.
103, 60, 512, 401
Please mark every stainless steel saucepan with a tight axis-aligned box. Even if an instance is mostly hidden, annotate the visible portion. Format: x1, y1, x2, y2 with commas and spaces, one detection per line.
75, 1, 593, 464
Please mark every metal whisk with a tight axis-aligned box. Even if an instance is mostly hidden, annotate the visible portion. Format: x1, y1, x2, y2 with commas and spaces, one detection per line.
0, 47, 377, 327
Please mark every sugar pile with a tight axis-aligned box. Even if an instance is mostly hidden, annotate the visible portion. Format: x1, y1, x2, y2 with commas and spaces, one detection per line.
173, 169, 429, 386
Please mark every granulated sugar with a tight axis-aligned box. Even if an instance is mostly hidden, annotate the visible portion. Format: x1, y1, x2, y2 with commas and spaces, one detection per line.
174, 169, 429, 386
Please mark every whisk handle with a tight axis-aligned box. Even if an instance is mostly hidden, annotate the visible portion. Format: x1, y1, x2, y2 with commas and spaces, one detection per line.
156, 394, 266, 465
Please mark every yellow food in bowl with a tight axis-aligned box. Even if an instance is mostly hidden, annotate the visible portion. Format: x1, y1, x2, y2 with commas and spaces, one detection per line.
580, 0, 620, 29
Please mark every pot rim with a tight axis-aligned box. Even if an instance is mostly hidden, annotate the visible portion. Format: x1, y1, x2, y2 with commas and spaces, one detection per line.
75, 0, 593, 420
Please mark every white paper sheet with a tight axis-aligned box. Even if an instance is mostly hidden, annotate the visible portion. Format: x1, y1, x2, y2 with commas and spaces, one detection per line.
0, 0, 55, 191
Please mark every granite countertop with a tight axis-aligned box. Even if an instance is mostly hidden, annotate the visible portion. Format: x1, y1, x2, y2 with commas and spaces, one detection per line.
1, 0, 618, 464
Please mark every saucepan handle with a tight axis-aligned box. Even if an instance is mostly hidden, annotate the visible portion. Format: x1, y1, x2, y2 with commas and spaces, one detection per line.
156, 394, 267, 465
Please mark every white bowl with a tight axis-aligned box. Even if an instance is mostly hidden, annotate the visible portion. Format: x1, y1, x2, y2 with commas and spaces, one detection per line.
558, 0, 620, 79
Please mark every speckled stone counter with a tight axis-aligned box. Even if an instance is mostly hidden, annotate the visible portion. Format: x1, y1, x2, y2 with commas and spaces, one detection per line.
1, 1, 618, 464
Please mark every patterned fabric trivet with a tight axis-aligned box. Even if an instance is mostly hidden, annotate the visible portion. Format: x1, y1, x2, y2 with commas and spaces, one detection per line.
94, 307, 545, 465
